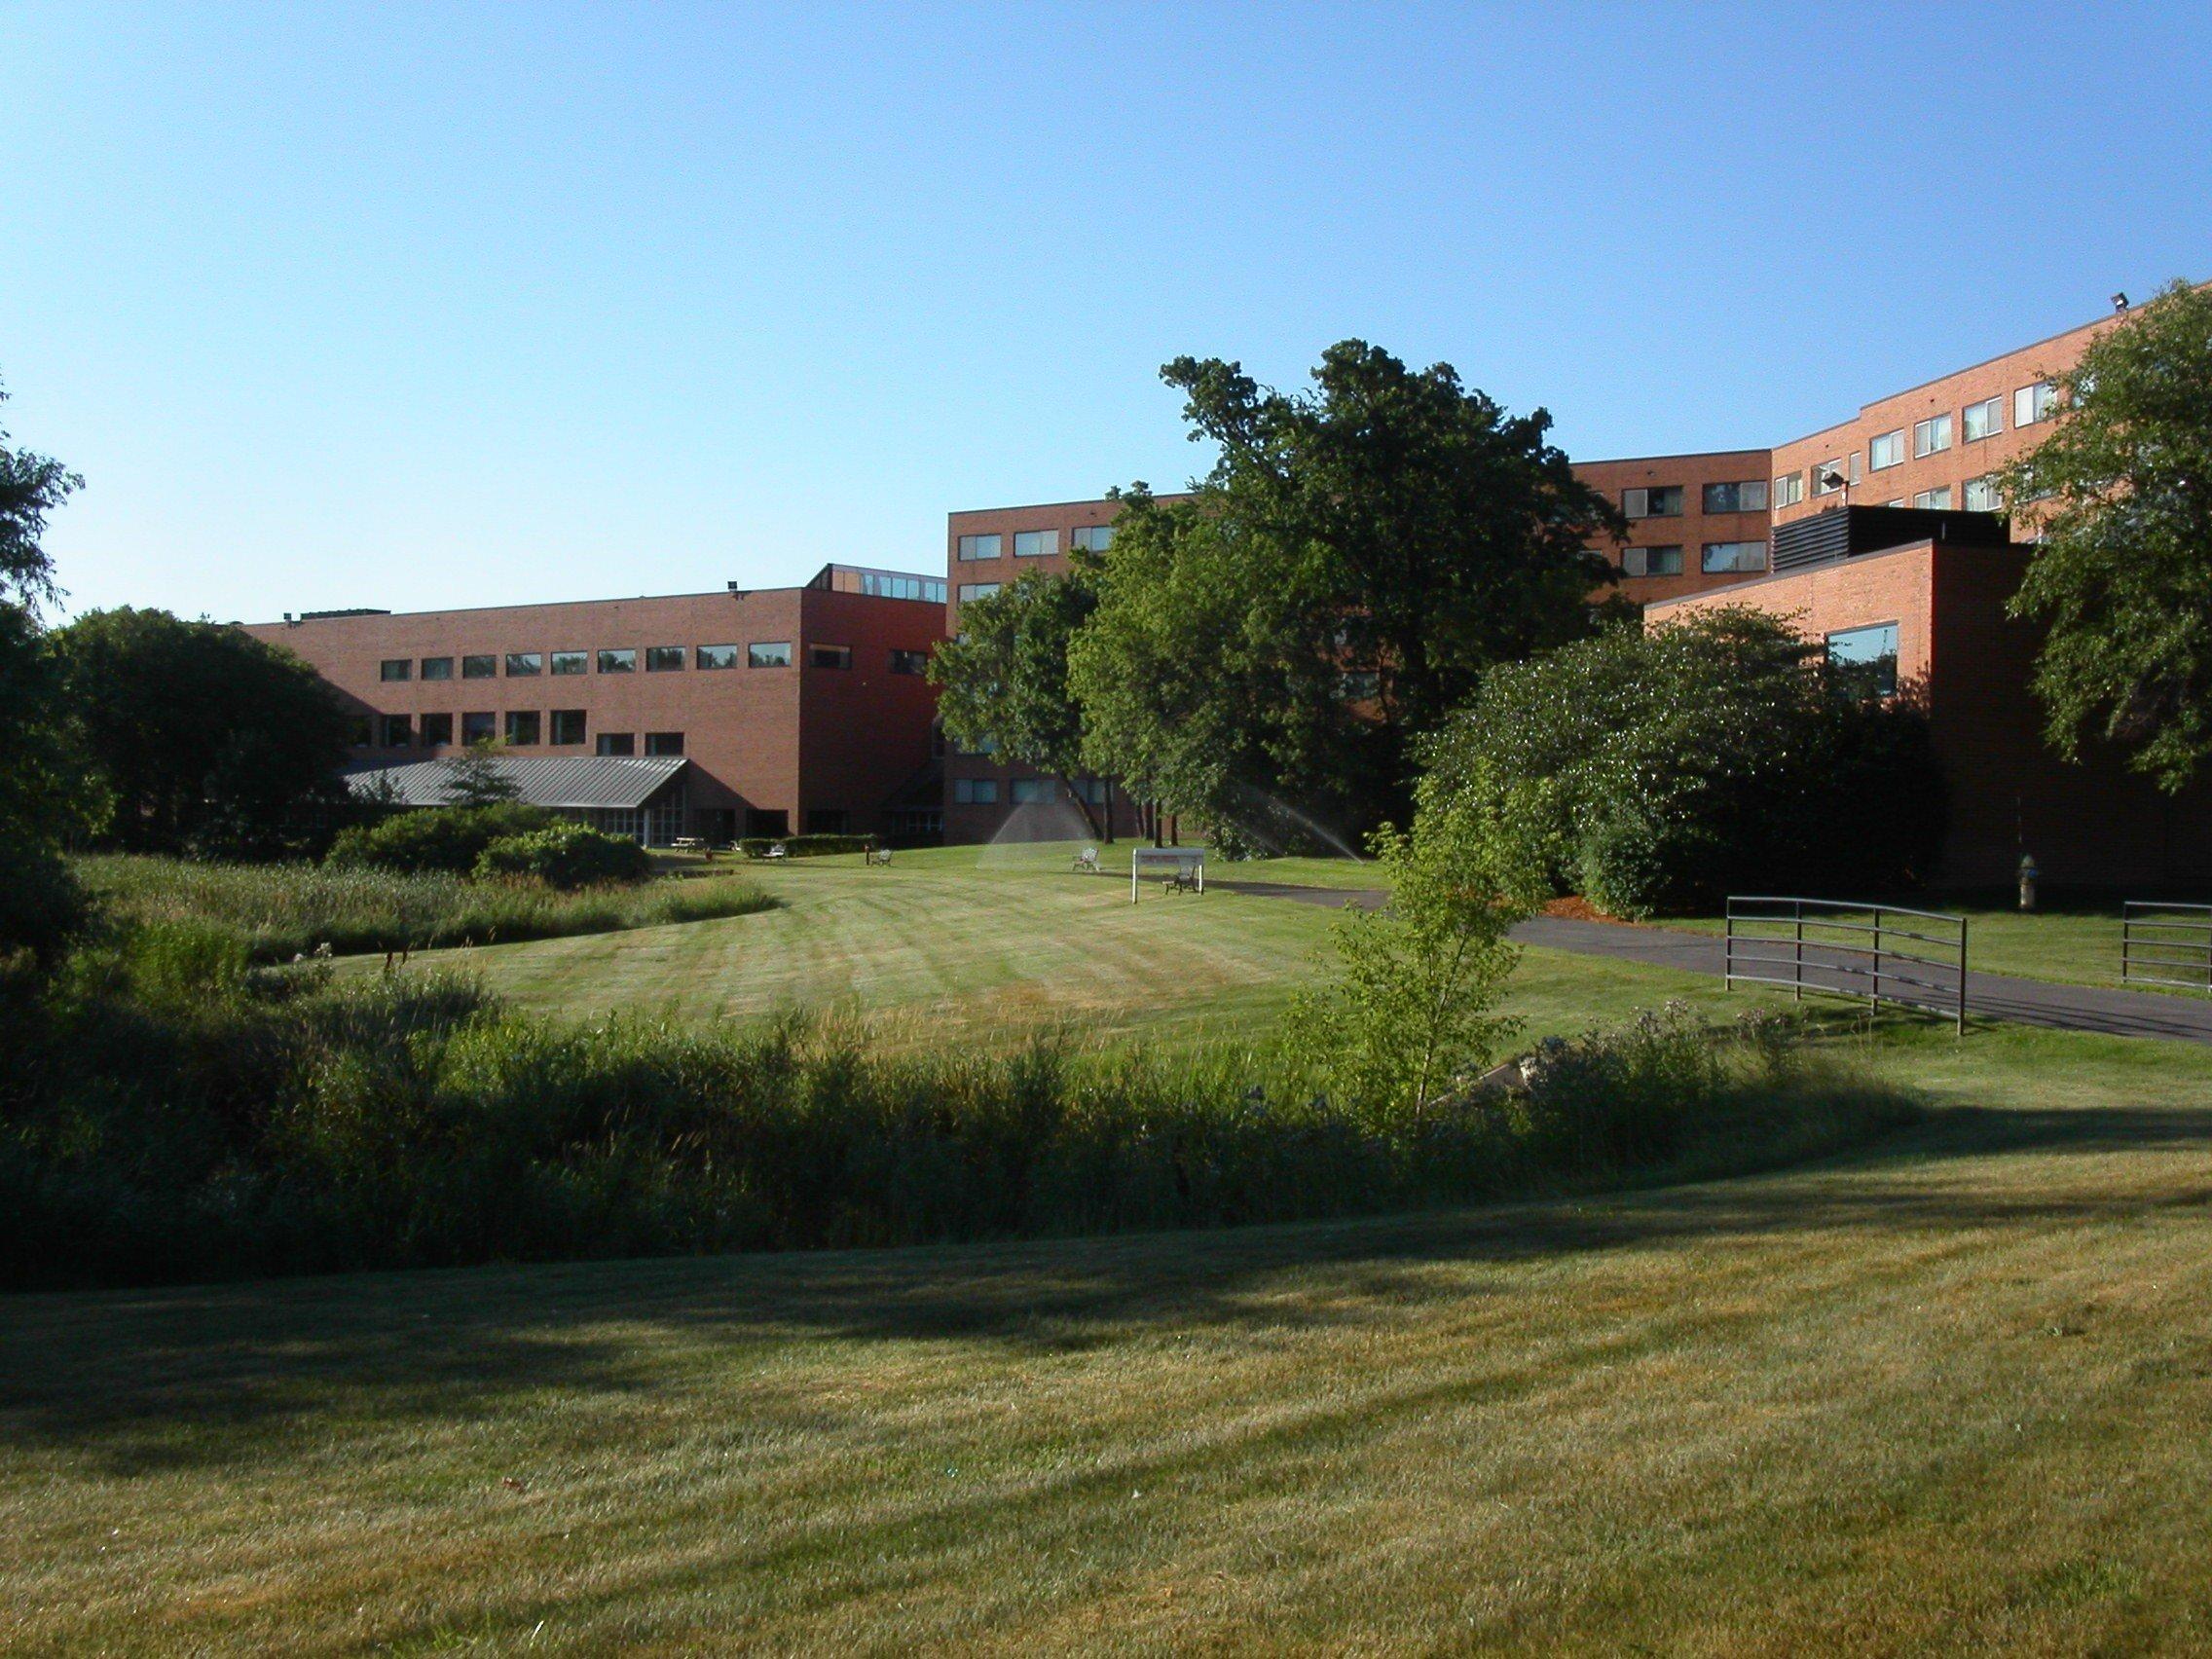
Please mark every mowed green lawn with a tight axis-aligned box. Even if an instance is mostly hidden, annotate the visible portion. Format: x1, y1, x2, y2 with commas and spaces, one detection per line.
6, 1017, 2212, 1650
375, 843, 1773, 1051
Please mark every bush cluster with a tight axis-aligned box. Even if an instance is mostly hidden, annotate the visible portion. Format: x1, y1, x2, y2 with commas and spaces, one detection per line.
473, 821, 650, 889
79, 853, 775, 962
0, 928, 1915, 1291
1430, 608, 1948, 916
325, 803, 558, 875
737, 833, 876, 859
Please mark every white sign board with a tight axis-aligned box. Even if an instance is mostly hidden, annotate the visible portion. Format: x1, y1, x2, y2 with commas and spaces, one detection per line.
1130, 846, 1205, 903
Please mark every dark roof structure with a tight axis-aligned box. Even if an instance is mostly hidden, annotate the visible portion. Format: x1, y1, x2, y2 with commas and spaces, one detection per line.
343, 755, 687, 810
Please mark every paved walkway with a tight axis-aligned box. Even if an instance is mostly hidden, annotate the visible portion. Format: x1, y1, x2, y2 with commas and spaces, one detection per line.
1212, 882, 2212, 1046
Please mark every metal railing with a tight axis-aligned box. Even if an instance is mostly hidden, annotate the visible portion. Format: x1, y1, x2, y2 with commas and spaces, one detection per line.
1724, 897, 1969, 1035
2121, 902, 2212, 994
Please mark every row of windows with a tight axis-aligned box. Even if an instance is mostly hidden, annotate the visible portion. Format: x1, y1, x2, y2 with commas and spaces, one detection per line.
1808, 382, 2055, 493
1619, 540, 1769, 578
353, 711, 685, 755
952, 776, 1112, 806
1870, 476, 2005, 513
955, 525, 1115, 562
379, 644, 928, 682
1621, 479, 1769, 519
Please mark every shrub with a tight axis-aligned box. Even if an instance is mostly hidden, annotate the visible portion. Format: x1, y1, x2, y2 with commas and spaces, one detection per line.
0, 840, 88, 973
474, 822, 649, 889
737, 833, 875, 859
326, 803, 557, 875
1429, 608, 1948, 916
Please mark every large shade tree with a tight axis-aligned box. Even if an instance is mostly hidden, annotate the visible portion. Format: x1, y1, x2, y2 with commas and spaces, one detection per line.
1069, 342, 1622, 849
55, 608, 353, 860
0, 377, 99, 966
2005, 278, 2212, 792
928, 567, 1113, 838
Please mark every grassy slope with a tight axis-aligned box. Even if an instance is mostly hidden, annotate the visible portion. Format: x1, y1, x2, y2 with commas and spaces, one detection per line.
5, 1015, 2211, 1651
349, 843, 1779, 1052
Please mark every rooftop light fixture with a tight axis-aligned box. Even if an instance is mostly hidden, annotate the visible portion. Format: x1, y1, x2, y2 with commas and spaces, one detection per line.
2113, 291, 2130, 312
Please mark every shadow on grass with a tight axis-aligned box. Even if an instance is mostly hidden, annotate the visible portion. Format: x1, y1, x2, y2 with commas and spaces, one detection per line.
6, 1088, 2211, 1475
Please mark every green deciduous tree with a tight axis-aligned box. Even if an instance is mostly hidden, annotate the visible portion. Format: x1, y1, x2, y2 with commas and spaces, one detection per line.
55, 608, 352, 860
1287, 786, 1536, 1116
2004, 278, 2212, 791
1428, 608, 1947, 917
1069, 342, 1623, 849
929, 567, 1111, 838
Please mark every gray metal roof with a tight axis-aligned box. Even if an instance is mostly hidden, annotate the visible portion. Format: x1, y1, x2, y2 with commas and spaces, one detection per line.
344, 755, 687, 810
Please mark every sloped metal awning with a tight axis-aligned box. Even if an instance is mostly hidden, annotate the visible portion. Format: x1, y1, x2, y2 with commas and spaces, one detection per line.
343, 755, 687, 810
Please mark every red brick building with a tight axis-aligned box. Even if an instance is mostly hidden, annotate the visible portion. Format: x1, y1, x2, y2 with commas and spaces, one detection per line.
1649, 513, 2212, 890
940, 295, 2154, 849
245, 564, 947, 845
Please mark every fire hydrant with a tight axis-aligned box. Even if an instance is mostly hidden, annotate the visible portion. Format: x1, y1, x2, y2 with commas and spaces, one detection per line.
2018, 853, 2039, 912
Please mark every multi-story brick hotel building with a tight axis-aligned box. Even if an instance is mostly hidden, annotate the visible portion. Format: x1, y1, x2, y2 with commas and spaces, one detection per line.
245, 564, 947, 845
255, 290, 2194, 879
944, 295, 2181, 881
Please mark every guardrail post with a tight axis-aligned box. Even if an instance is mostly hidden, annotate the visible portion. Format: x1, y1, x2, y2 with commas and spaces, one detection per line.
1792, 904, 1804, 1004
1957, 915, 1968, 1038
1870, 905, 1882, 1014
1724, 904, 1735, 992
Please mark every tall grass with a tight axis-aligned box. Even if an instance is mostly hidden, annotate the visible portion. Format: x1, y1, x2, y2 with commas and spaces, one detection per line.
76, 853, 778, 961
0, 925, 1919, 1290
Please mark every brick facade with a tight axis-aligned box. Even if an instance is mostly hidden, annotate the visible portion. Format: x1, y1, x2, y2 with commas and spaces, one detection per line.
1650, 541, 2212, 890
244, 571, 944, 843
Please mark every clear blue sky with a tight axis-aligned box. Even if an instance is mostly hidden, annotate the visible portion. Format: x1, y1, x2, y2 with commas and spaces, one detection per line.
4, 2, 2205, 623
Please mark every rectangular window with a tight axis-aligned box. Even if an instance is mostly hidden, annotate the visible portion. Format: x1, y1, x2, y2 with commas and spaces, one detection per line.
596, 647, 637, 674
953, 778, 1000, 805
955, 734, 999, 757
956, 533, 1002, 561
549, 709, 586, 746
1913, 414, 1953, 458
1773, 471, 1805, 507
461, 711, 496, 743
1071, 524, 1114, 552
748, 641, 792, 668
1849, 452, 1863, 484
550, 649, 588, 676
1337, 670, 1381, 702
1964, 474, 2003, 512
695, 644, 738, 670
1964, 396, 2003, 442
1075, 777, 1110, 805
1702, 480, 1769, 514
596, 732, 636, 756
1013, 530, 1056, 558
644, 731, 683, 756
1868, 430, 1905, 471
504, 710, 540, 746
1814, 460, 1845, 496
380, 658, 412, 682
1701, 541, 1767, 574
805, 808, 849, 834
462, 653, 497, 680
1622, 485, 1683, 518
645, 645, 684, 673
810, 644, 852, 670
422, 656, 454, 682
420, 712, 454, 748
957, 582, 1001, 603
1010, 778, 1051, 804
1913, 487, 1953, 510
505, 651, 542, 677
1826, 621, 1899, 699
379, 715, 411, 747
2014, 381, 2057, 426
890, 647, 928, 675
349, 716, 372, 747
1622, 545, 1684, 578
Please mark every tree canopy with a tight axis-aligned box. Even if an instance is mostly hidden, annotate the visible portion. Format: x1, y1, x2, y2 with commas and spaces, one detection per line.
55, 608, 353, 860
929, 567, 1109, 837
1069, 342, 1622, 849
2005, 279, 2212, 792
1426, 608, 1947, 916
